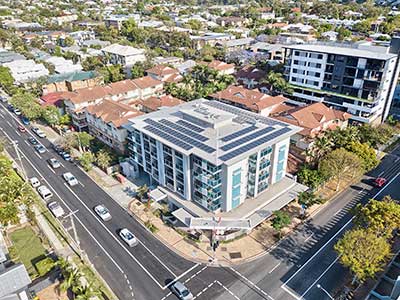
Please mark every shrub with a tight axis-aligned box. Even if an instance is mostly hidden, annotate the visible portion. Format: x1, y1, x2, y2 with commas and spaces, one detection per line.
144, 221, 159, 233
36, 257, 55, 276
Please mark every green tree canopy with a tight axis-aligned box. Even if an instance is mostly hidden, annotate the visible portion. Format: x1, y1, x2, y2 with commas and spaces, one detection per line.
271, 211, 291, 239
41, 105, 60, 126
345, 141, 378, 172
10, 91, 42, 120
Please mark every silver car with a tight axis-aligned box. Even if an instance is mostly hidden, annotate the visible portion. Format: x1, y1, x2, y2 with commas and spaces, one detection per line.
171, 282, 193, 300
94, 205, 112, 221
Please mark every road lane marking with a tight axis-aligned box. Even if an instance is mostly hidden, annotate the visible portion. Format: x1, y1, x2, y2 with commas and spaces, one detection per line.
24, 140, 30, 146
79, 182, 85, 188
300, 256, 340, 298
281, 285, 302, 300
268, 262, 281, 274
47, 165, 56, 174
163, 263, 201, 289
358, 188, 365, 194
6, 120, 12, 127
378, 171, 384, 177
216, 280, 240, 300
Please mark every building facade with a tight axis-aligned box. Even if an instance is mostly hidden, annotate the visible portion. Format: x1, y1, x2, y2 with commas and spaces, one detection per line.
283, 42, 400, 124
125, 99, 299, 213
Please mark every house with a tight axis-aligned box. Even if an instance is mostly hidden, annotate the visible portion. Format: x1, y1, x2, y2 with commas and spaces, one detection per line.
216, 16, 247, 27
216, 37, 254, 52
104, 14, 141, 31
210, 85, 287, 116
42, 71, 103, 95
102, 43, 146, 77
249, 43, 284, 62
139, 94, 183, 113
44, 56, 83, 74
146, 65, 183, 83
59, 31, 96, 47
190, 32, 234, 50
271, 102, 351, 150
3, 60, 49, 84
235, 66, 267, 89
132, 76, 163, 99
0, 51, 25, 65
51, 12, 78, 25
201, 60, 235, 75
153, 56, 183, 67
259, 7, 275, 20
86, 100, 143, 153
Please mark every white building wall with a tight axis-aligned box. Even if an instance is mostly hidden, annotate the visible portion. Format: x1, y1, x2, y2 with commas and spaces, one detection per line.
270, 138, 290, 185
222, 158, 248, 212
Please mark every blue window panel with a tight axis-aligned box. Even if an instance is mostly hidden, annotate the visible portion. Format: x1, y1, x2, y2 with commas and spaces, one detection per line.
278, 145, 286, 161
232, 186, 240, 198
276, 171, 284, 182
232, 196, 240, 209
232, 168, 241, 186
277, 161, 285, 173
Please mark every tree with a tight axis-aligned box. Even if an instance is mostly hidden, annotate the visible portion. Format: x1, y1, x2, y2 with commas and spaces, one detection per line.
261, 71, 293, 95
271, 211, 291, 239
63, 36, 75, 47
346, 141, 378, 172
336, 26, 351, 41
136, 184, 149, 201
59, 114, 71, 126
354, 198, 400, 239
297, 165, 325, 189
78, 152, 95, 171
0, 66, 14, 92
96, 149, 112, 170
73, 282, 101, 300
76, 132, 94, 151
319, 148, 363, 191
10, 91, 42, 120
41, 105, 60, 126
99, 65, 125, 83
334, 228, 391, 284
297, 191, 324, 211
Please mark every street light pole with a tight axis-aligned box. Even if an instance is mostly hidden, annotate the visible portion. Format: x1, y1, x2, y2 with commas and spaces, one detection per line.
316, 284, 334, 300
13, 141, 27, 180
63, 210, 84, 258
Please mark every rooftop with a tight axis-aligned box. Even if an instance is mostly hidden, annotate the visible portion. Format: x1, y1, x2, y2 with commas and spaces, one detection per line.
127, 99, 300, 165
102, 43, 145, 56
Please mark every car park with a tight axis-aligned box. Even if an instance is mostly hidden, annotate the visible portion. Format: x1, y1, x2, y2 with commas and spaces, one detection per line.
28, 137, 38, 145
13, 108, 22, 116
63, 172, 78, 186
48, 201, 65, 218
374, 177, 386, 188
37, 186, 53, 200
48, 158, 61, 169
29, 177, 40, 188
94, 205, 112, 221
32, 127, 46, 138
34, 144, 46, 154
119, 228, 138, 247
170, 282, 193, 300
17, 125, 26, 133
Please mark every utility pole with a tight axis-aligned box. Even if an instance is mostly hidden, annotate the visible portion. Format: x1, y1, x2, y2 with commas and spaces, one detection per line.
63, 210, 84, 258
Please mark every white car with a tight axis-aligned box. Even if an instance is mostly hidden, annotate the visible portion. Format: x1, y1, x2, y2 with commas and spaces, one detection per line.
29, 177, 40, 188
48, 201, 65, 218
48, 158, 61, 169
119, 228, 138, 247
94, 205, 112, 221
32, 127, 46, 138
63, 172, 78, 186
37, 185, 53, 200
13, 108, 22, 116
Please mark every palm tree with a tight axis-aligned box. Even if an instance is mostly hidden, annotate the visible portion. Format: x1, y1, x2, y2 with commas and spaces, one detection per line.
136, 184, 149, 202
60, 268, 82, 293
73, 282, 100, 300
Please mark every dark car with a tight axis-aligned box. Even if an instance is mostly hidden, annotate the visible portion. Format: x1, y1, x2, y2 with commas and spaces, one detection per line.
7, 104, 14, 111
21, 116, 30, 125
28, 137, 38, 145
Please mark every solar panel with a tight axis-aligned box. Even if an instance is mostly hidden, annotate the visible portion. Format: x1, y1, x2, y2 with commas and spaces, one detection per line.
144, 125, 193, 151
219, 127, 291, 161
221, 125, 257, 142
144, 119, 215, 153
176, 120, 204, 132
159, 119, 208, 142
221, 127, 275, 151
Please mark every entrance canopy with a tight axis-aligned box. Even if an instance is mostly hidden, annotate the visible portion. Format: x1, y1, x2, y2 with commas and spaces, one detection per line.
189, 217, 251, 230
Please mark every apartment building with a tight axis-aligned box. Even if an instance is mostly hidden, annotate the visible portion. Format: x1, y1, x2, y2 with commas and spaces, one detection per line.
283, 41, 400, 123
125, 99, 301, 213
102, 44, 146, 77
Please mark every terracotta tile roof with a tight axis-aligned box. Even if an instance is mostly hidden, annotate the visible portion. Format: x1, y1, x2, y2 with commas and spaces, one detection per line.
107, 79, 138, 95
86, 99, 143, 128
235, 66, 266, 81
132, 76, 163, 90
40, 91, 75, 107
140, 94, 184, 111
267, 22, 288, 29
210, 85, 286, 113
272, 102, 351, 136
146, 65, 179, 76
201, 60, 235, 72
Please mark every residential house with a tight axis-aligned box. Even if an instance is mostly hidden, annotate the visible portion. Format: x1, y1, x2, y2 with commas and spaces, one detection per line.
259, 7, 275, 20
216, 38, 254, 53
210, 85, 287, 117
146, 65, 183, 83
102, 43, 146, 77
59, 31, 96, 47
0, 51, 25, 65
3, 60, 49, 84
42, 71, 103, 95
132, 76, 163, 99
51, 12, 78, 25
139, 94, 183, 113
86, 100, 143, 153
190, 33, 234, 50
44, 56, 83, 74
104, 14, 141, 31
153, 56, 183, 67
235, 66, 267, 89
202, 60, 235, 75
249, 43, 284, 62
216, 16, 247, 27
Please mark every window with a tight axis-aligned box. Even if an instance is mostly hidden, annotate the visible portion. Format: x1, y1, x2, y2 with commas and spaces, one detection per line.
294, 60, 299, 65
294, 51, 300, 56
231, 168, 241, 209
293, 68, 298, 74
316, 63, 322, 68
278, 145, 286, 162
318, 54, 323, 59
232, 168, 241, 186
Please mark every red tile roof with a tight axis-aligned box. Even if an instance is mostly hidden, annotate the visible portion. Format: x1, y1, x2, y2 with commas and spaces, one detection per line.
140, 94, 184, 111
132, 76, 163, 90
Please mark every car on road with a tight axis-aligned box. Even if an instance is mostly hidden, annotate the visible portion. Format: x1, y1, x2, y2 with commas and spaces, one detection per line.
17, 125, 26, 133
374, 177, 387, 187
94, 205, 112, 221
119, 228, 138, 247
48, 201, 65, 218
32, 127, 46, 138
13, 108, 22, 116
61, 151, 72, 161
37, 185, 53, 200
0, 96, 7, 103
48, 158, 61, 169
21, 116, 30, 125
63, 172, 78, 186
170, 282, 193, 300
28, 137, 38, 145
29, 177, 40, 188
34, 144, 46, 154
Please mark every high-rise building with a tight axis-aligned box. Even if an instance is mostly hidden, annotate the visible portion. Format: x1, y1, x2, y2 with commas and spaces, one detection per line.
283, 40, 400, 124
125, 99, 301, 213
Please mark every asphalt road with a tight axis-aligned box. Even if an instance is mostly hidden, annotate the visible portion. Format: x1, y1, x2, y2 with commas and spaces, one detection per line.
1, 99, 400, 300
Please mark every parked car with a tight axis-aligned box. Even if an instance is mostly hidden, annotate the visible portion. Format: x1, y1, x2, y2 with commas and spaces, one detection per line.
0, 96, 7, 103
48, 158, 61, 169
37, 185, 53, 200
374, 177, 386, 188
48, 201, 65, 218
7, 104, 13, 111
29, 177, 40, 188
94, 205, 112, 221
17, 125, 26, 133
34, 144, 46, 154
61, 151, 72, 161
21, 116, 30, 125
170, 282, 193, 300
32, 127, 46, 138
28, 137, 38, 145
13, 108, 22, 116
119, 228, 138, 247
63, 172, 78, 186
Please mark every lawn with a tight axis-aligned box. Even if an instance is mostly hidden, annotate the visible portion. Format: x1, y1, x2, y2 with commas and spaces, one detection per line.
9, 226, 47, 278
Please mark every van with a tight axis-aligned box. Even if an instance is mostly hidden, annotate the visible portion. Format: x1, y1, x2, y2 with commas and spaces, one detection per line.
37, 186, 53, 200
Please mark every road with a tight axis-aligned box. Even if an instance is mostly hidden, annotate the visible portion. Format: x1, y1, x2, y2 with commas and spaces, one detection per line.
1, 100, 400, 300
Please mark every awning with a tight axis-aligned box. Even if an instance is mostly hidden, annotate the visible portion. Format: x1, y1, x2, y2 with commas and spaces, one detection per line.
149, 188, 167, 202
189, 218, 251, 230
171, 208, 192, 226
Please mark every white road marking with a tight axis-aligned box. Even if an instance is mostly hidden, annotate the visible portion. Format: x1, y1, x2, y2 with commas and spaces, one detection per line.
6, 120, 12, 127
268, 262, 281, 274
160, 292, 172, 300
34, 151, 42, 159
216, 280, 240, 300
304, 233, 314, 243
281, 285, 302, 300
24, 140, 30, 146
79, 182, 85, 188
230, 267, 274, 300
15, 131, 21, 136
163, 263, 201, 289
378, 171, 384, 177
358, 188, 365, 194
47, 165, 56, 174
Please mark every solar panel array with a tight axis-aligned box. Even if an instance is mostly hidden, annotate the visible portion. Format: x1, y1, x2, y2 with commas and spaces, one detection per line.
144, 125, 193, 151
144, 119, 215, 153
205, 101, 287, 127
176, 120, 204, 132
221, 125, 257, 142
221, 127, 276, 151
219, 127, 292, 161
159, 119, 208, 142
